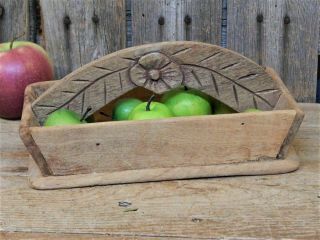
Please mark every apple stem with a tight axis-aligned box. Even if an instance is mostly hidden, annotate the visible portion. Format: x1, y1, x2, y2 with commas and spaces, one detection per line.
80, 106, 92, 121
184, 86, 189, 91
9, 32, 26, 50
146, 95, 155, 111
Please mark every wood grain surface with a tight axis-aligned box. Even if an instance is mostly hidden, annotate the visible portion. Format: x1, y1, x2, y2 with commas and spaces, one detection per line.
227, 0, 320, 102
1, 0, 318, 102
39, 0, 126, 79
0, 103, 319, 239
29, 110, 295, 176
131, 0, 222, 45
31, 41, 282, 124
0, 0, 30, 42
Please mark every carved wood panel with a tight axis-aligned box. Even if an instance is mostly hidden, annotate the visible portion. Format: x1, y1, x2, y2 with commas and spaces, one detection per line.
32, 41, 282, 124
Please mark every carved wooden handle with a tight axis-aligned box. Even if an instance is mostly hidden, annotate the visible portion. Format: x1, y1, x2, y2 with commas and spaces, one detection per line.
32, 41, 282, 124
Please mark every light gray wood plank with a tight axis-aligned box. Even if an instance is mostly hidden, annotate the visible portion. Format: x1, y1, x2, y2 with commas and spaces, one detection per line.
227, 0, 319, 102
283, 0, 320, 102
176, 0, 222, 44
40, 0, 126, 79
131, 0, 178, 44
227, 0, 286, 73
131, 0, 222, 45
0, 0, 30, 42
227, 0, 260, 63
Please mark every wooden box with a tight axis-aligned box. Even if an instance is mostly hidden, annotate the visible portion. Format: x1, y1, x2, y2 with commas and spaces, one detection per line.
20, 41, 304, 189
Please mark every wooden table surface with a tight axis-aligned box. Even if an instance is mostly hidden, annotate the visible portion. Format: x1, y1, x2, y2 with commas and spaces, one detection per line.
0, 103, 319, 240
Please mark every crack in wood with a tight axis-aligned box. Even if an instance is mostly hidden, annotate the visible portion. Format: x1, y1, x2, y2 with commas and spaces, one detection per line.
233, 85, 239, 108
160, 60, 172, 70
190, 69, 203, 87
103, 79, 107, 104
237, 73, 258, 80
182, 64, 274, 108
199, 51, 223, 63
71, 79, 91, 82
171, 47, 191, 56
39, 67, 128, 116
119, 72, 123, 90
61, 90, 76, 94
161, 78, 173, 89
255, 89, 279, 93
220, 62, 240, 70
93, 66, 113, 72
81, 92, 85, 115
253, 96, 258, 109
121, 57, 136, 62
211, 73, 219, 96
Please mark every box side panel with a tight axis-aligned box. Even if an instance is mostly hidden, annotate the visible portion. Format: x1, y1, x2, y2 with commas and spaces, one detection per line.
266, 67, 305, 158
19, 83, 56, 176
30, 110, 296, 176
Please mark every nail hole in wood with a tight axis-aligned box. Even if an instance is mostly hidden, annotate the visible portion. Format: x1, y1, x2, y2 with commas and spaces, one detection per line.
256, 14, 263, 23
96, 143, 100, 146
192, 218, 203, 223
184, 15, 192, 25
0, 5, 4, 18
284, 15, 290, 24
142, 13, 145, 17
92, 14, 99, 24
241, 122, 245, 125
158, 16, 165, 25
63, 16, 71, 29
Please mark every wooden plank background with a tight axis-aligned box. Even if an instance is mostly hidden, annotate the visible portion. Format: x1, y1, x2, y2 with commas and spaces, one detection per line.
227, 0, 319, 102
0, 0, 319, 102
40, 0, 126, 78
0, 0, 30, 42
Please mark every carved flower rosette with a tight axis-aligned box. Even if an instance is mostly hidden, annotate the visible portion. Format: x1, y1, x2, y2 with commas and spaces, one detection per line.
129, 52, 183, 94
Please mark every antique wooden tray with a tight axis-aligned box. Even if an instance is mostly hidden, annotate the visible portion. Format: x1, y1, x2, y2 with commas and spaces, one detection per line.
20, 41, 304, 189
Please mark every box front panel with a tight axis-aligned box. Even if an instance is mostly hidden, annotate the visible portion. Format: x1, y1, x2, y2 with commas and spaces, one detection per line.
30, 110, 296, 176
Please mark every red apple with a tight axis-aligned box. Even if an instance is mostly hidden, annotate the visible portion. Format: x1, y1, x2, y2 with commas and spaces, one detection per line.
0, 41, 54, 119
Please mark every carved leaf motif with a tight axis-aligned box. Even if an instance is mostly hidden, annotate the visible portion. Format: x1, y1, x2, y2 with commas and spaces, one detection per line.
32, 42, 283, 124
32, 66, 133, 124
181, 64, 281, 111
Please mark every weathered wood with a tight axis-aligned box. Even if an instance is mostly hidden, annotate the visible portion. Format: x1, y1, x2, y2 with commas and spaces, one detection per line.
29, 148, 299, 189
283, 0, 320, 102
131, 0, 222, 45
31, 41, 282, 124
0, 0, 30, 42
227, 0, 319, 102
177, 0, 222, 43
19, 82, 52, 176
22, 42, 303, 180
0, 232, 269, 240
39, 0, 126, 79
1, 104, 319, 238
131, 0, 177, 44
29, 110, 295, 176
267, 67, 304, 158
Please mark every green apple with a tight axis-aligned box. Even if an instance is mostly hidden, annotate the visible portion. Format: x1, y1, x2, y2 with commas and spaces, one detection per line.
161, 86, 212, 117
112, 98, 142, 121
162, 86, 212, 103
212, 100, 236, 114
44, 108, 87, 127
129, 95, 173, 120
244, 108, 262, 113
